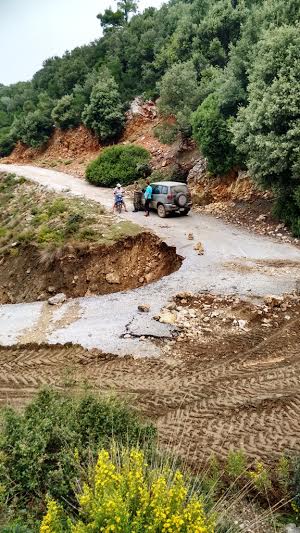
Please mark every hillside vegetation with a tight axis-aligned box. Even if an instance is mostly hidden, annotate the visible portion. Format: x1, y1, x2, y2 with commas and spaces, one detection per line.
0, 0, 299, 232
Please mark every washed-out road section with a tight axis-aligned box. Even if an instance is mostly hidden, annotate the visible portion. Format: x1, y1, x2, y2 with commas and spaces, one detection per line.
0, 164, 300, 356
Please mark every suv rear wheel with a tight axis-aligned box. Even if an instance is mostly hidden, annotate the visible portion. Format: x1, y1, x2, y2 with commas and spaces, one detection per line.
175, 192, 187, 207
157, 204, 166, 218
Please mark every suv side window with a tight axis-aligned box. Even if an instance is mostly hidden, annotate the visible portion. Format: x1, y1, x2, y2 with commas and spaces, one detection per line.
161, 186, 168, 194
152, 185, 161, 194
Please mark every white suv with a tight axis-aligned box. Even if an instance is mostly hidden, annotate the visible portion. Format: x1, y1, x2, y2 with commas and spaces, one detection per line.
144, 181, 192, 218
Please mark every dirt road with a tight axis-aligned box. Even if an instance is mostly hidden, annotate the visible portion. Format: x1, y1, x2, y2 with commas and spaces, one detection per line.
0, 164, 300, 356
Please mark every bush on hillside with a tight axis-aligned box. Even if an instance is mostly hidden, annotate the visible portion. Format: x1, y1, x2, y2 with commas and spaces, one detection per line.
12, 109, 53, 148
231, 25, 300, 235
86, 144, 151, 187
82, 70, 125, 142
41, 447, 214, 532
51, 94, 85, 129
0, 389, 156, 523
158, 61, 201, 136
0, 128, 15, 157
192, 93, 239, 175
153, 122, 178, 145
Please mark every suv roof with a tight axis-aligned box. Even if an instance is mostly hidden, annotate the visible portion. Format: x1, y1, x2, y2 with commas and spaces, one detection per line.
151, 181, 187, 187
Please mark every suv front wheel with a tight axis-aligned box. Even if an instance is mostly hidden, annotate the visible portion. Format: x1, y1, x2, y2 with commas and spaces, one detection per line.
157, 204, 167, 218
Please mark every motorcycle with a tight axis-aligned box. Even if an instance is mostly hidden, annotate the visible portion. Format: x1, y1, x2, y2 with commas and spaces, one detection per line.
114, 193, 124, 214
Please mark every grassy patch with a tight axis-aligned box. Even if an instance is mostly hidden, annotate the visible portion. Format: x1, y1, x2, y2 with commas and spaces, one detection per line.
0, 173, 141, 253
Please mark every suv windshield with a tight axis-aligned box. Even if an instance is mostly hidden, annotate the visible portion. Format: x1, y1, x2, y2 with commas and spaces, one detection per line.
171, 185, 188, 193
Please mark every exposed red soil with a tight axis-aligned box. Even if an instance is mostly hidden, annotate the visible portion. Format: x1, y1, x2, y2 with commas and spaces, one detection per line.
4, 125, 100, 177
0, 233, 181, 304
3, 103, 198, 178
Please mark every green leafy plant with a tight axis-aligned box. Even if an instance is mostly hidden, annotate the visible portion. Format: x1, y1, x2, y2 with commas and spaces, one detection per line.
154, 123, 178, 145
226, 449, 247, 480
0, 390, 156, 524
192, 93, 239, 175
51, 94, 84, 130
231, 25, 300, 235
86, 144, 151, 187
82, 69, 124, 141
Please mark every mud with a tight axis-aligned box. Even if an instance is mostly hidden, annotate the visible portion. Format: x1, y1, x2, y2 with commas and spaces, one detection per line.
0, 233, 181, 304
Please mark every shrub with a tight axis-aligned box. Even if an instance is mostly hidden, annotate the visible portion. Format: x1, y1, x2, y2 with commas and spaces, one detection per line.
15, 109, 53, 148
192, 93, 239, 175
0, 390, 156, 522
231, 25, 300, 235
41, 447, 215, 532
86, 144, 151, 187
51, 94, 84, 130
154, 123, 178, 145
0, 128, 15, 157
82, 70, 125, 142
226, 449, 247, 480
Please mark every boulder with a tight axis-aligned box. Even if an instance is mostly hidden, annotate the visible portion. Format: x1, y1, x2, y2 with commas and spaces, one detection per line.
48, 293, 67, 306
192, 190, 213, 206
194, 242, 205, 255
187, 157, 207, 184
158, 311, 177, 325
47, 286, 56, 294
105, 272, 121, 284
138, 304, 150, 313
263, 295, 283, 307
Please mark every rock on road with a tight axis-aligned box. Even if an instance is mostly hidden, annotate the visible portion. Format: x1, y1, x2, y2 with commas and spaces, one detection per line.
0, 163, 300, 356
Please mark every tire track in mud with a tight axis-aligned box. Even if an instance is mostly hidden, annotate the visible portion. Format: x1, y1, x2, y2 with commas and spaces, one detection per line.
0, 318, 300, 463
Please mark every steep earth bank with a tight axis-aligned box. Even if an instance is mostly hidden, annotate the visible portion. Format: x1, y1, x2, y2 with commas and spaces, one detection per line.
0, 234, 181, 304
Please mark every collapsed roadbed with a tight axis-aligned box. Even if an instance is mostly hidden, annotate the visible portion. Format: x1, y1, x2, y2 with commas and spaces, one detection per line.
0, 172, 181, 304
0, 234, 181, 304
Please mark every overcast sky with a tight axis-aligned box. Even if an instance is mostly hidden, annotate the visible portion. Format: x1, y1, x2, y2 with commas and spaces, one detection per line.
0, 0, 163, 86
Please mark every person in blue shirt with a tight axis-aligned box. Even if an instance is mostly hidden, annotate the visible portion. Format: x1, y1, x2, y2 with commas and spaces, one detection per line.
144, 179, 152, 217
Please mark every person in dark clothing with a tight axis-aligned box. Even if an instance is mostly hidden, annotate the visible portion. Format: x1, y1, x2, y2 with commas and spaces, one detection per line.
133, 181, 142, 212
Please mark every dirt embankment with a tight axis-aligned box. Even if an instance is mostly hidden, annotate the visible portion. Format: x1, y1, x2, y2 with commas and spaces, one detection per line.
0, 233, 181, 304
2, 100, 199, 179
188, 161, 299, 245
3, 125, 100, 177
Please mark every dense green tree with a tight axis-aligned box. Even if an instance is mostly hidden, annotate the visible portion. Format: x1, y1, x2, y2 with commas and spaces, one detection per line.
51, 94, 84, 129
97, 8, 125, 32
82, 70, 125, 141
192, 93, 239, 174
97, 0, 138, 32
0, 129, 15, 157
232, 25, 300, 234
118, 0, 138, 22
158, 61, 200, 134
17, 109, 53, 147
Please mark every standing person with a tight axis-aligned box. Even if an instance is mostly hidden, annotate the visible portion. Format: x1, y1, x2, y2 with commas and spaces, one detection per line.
133, 181, 142, 212
144, 179, 152, 217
